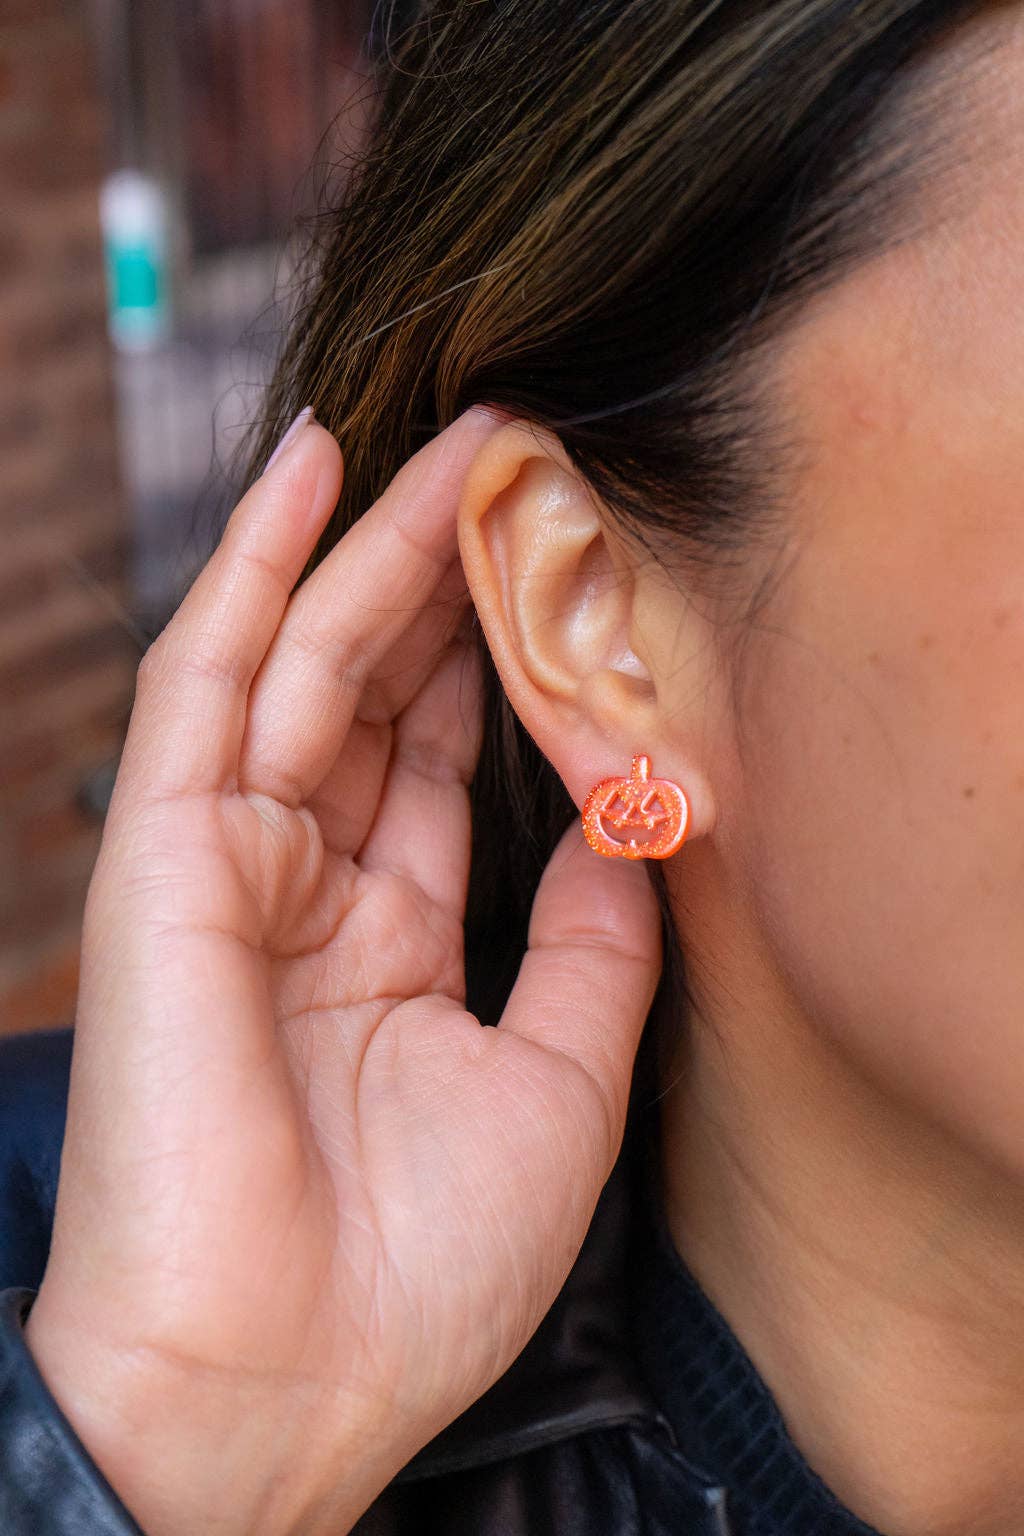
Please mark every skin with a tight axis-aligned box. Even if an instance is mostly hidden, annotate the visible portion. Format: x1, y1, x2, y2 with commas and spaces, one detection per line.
457, 9, 1024, 1533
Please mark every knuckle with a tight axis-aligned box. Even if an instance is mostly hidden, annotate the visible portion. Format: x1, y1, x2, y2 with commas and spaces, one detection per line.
568, 1051, 623, 1175
285, 618, 329, 667
293, 617, 372, 694
135, 637, 167, 689
177, 642, 249, 693
144, 624, 249, 695
237, 543, 292, 605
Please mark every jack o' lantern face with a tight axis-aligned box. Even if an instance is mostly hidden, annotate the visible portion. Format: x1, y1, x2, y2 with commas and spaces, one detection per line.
581, 754, 690, 861
601, 785, 673, 844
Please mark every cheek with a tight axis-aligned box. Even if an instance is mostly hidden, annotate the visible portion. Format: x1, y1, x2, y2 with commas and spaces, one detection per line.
737, 532, 1024, 1174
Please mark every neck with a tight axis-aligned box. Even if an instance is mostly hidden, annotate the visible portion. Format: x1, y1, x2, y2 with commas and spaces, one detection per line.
659, 857, 1024, 1536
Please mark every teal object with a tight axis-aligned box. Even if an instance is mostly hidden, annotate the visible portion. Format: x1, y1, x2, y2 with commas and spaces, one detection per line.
111, 245, 162, 311
100, 169, 171, 351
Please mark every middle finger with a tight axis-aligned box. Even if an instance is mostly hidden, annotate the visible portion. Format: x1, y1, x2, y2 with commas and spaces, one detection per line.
238, 406, 506, 806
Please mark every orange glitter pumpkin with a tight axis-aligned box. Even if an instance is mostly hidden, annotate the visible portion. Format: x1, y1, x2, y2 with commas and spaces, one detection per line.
581, 754, 689, 860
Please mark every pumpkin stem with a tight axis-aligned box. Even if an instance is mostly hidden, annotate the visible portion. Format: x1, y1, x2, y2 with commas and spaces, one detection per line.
633, 754, 650, 781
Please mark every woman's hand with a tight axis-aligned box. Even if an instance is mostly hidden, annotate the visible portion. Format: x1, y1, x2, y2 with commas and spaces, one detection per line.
24, 407, 663, 1536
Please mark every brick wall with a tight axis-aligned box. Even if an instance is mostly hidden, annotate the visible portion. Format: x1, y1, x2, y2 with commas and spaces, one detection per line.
0, 0, 138, 1034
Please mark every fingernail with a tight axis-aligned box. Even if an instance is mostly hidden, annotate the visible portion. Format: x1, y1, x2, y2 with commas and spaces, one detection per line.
264, 406, 315, 472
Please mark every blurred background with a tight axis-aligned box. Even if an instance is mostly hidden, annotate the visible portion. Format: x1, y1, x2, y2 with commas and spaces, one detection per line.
0, 0, 400, 1034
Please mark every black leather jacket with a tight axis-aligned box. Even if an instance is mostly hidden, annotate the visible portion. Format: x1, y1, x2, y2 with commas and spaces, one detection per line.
0, 1026, 736, 1535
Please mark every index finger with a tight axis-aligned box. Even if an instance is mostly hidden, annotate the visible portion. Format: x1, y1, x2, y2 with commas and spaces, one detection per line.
236, 404, 508, 807
118, 406, 505, 804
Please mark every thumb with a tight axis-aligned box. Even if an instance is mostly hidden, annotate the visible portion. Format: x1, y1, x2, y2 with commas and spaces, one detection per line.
495, 818, 664, 1166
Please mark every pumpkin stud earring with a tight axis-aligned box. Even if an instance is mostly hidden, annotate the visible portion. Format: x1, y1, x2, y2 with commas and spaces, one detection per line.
581, 753, 690, 860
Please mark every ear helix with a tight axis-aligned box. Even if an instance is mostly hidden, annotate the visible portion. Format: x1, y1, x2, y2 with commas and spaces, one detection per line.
581, 754, 689, 861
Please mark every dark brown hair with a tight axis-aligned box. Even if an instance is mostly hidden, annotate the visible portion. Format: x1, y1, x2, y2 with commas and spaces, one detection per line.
238, 0, 993, 1104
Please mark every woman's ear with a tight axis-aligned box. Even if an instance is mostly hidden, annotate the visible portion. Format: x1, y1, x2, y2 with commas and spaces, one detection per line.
456, 418, 719, 838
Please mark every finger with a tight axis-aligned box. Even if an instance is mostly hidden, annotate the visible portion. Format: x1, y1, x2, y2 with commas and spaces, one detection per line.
496, 820, 663, 1159
302, 557, 472, 857
356, 638, 484, 927
236, 405, 505, 807
117, 415, 344, 799
244, 552, 472, 847
343, 553, 471, 729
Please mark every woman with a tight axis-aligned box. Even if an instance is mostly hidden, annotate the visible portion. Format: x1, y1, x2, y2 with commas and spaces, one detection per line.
1, 0, 1020, 1531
